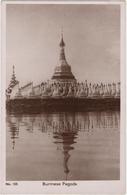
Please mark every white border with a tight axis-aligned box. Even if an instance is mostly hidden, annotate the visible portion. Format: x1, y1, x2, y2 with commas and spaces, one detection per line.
0, 1, 2, 193
1, 0, 125, 4
1, 1, 126, 194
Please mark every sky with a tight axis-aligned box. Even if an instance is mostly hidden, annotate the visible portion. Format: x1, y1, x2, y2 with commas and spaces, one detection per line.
6, 4, 120, 86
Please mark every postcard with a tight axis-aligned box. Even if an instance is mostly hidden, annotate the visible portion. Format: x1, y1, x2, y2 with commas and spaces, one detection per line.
0, 0, 126, 194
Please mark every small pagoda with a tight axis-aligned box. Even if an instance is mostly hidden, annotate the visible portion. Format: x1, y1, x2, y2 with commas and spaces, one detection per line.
52, 33, 76, 82
6, 65, 19, 94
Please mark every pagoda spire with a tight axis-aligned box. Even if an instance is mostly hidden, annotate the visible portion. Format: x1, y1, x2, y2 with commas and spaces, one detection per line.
11, 65, 16, 81
10, 65, 18, 86
51, 31, 76, 81
59, 29, 65, 47
59, 32, 68, 66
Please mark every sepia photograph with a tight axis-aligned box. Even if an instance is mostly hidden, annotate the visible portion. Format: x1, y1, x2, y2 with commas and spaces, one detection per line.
0, 0, 126, 194
6, 2, 121, 181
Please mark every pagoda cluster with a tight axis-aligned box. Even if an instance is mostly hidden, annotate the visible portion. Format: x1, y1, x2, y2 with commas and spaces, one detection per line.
40, 81, 120, 98
6, 35, 120, 100
7, 80, 120, 99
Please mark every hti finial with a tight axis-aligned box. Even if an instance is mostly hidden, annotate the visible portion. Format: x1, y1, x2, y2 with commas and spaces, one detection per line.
61, 26, 63, 38
13, 65, 15, 72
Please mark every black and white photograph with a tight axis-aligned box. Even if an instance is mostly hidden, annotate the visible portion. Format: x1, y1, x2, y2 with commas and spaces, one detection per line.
0, 0, 126, 194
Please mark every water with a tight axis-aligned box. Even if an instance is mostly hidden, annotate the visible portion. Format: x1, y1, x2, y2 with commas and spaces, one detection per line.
6, 111, 120, 181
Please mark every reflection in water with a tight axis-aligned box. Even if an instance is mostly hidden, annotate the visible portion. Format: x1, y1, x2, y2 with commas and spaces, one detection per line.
6, 111, 120, 180
7, 117, 20, 150
52, 114, 78, 180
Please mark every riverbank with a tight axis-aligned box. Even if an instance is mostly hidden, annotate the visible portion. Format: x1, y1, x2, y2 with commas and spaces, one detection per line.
6, 97, 120, 113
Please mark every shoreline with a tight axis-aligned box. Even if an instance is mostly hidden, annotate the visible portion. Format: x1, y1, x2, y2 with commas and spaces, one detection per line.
6, 97, 120, 114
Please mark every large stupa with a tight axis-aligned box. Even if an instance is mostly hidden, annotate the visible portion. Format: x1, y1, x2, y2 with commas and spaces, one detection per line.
52, 33, 76, 82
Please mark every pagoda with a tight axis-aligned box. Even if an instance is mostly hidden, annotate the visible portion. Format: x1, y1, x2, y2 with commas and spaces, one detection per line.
52, 33, 76, 82
6, 65, 19, 94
